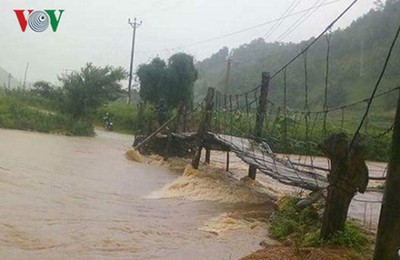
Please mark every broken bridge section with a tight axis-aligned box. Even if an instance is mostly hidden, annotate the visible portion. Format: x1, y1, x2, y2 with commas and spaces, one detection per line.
174, 131, 328, 191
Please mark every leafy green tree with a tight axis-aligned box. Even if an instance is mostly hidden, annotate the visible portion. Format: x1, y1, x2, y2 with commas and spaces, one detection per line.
32, 81, 54, 98
32, 81, 63, 101
137, 57, 167, 104
59, 63, 127, 118
31, 80, 64, 110
166, 53, 198, 108
137, 53, 198, 108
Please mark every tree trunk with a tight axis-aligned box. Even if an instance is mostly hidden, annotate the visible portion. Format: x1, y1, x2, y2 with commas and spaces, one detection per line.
320, 185, 353, 239
320, 133, 369, 241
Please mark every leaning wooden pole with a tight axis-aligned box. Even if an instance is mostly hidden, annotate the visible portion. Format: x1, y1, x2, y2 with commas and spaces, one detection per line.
373, 90, 400, 260
133, 114, 178, 151
191, 87, 215, 169
163, 104, 184, 161
249, 72, 270, 180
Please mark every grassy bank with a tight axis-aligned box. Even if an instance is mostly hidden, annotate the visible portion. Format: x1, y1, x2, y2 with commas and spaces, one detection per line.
96, 102, 180, 135
268, 197, 373, 259
0, 89, 94, 136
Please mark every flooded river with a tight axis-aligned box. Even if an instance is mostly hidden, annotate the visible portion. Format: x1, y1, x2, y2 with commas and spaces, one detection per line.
0, 129, 274, 259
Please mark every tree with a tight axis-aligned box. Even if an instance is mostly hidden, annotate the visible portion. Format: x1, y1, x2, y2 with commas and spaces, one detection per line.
59, 63, 127, 118
166, 53, 198, 108
31, 80, 64, 110
137, 57, 167, 104
32, 81, 56, 99
137, 53, 198, 108
373, 0, 384, 11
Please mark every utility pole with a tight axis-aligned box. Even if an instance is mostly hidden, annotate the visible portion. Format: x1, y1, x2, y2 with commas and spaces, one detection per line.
7, 73, 11, 89
23, 62, 29, 90
127, 18, 142, 104
223, 57, 232, 95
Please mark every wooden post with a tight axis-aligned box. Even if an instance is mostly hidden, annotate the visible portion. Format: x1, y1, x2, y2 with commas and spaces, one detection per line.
163, 133, 172, 161
192, 87, 215, 169
320, 133, 369, 241
205, 148, 211, 164
163, 104, 184, 161
173, 103, 184, 132
133, 114, 178, 151
248, 164, 257, 180
138, 102, 145, 134
373, 90, 400, 260
248, 72, 269, 180
226, 151, 230, 171
254, 72, 270, 138
183, 105, 187, 132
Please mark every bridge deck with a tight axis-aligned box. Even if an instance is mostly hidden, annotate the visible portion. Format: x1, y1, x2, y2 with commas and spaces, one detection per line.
173, 132, 329, 191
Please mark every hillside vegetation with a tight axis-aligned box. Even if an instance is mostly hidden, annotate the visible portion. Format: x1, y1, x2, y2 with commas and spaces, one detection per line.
194, 0, 400, 112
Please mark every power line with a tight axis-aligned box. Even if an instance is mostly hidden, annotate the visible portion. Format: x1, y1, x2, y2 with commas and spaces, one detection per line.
350, 20, 400, 148
140, 0, 343, 56
277, 0, 327, 42
183, 0, 342, 48
264, 0, 303, 40
219, 0, 357, 98
270, 0, 359, 79
280, 86, 400, 114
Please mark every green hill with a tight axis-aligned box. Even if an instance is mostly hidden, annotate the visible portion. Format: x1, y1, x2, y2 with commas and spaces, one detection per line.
194, 0, 400, 112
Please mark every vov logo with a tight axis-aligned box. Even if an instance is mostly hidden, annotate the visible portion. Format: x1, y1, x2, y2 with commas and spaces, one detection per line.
14, 10, 65, 32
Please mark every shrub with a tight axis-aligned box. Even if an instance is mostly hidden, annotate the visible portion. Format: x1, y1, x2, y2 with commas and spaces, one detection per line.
269, 196, 372, 254
269, 197, 320, 242
0, 91, 94, 136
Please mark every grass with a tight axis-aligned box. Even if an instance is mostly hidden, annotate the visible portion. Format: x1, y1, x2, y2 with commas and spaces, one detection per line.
96, 101, 180, 135
269, 197, 373, 257
0, 88, 94, 136
96, 102, 140, 134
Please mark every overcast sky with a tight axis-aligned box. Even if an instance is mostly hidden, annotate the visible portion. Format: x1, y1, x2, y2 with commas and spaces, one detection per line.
0, 0, 377, 85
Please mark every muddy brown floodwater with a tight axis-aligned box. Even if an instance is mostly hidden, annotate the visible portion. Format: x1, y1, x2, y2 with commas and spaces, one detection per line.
0, 129, 277, 260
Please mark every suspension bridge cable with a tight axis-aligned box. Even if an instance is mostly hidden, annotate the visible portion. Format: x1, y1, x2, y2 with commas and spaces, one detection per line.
270, 0, 358, 79
180, 0, 344, 49
281, 86, 400, 114
141, 0, 343, 56
350, 22, 400, 148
